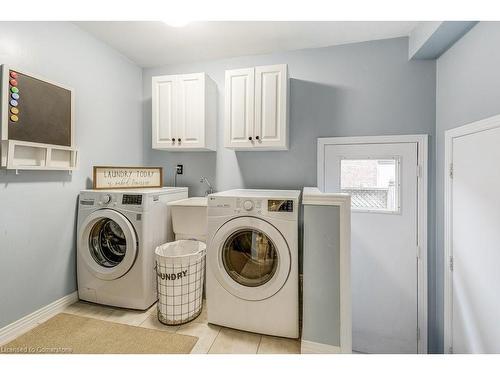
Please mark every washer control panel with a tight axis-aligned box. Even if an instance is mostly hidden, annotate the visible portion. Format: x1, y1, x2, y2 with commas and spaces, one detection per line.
122, 194, 143, 205
79, 191, 148, 212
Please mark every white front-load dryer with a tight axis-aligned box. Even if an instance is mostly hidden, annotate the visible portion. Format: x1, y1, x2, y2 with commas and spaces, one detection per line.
77, 187, 188, 310
206, 189, 300, 338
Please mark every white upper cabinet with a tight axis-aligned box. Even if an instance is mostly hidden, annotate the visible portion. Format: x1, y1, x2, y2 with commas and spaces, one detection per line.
254, 65, 288, 149
152, 75, 176, 149
224, 68, 255, 148
152, 73, 216, 151
225, 64, 288, 150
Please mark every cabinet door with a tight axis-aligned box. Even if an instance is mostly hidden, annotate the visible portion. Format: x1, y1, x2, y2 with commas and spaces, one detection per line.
177, 73, 205, 148
224, 68, 255, 148
152, 75, 177, 149
254, 64, 288, 150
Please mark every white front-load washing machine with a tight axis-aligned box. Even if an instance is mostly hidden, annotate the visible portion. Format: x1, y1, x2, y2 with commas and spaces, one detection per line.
206, 189, 300, 338
77, 187, 188, 310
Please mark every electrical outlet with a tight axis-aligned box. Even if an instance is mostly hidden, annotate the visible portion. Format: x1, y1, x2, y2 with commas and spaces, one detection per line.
176, 164, 183, 175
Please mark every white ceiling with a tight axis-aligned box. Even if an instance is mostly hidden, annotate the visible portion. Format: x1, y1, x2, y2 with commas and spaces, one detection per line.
75, 21, 418, 68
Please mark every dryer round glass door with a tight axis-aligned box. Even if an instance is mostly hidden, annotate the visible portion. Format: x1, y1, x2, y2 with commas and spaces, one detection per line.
209, 217, 291, 301
222, 229, 278, 287
78, 209, 138, 280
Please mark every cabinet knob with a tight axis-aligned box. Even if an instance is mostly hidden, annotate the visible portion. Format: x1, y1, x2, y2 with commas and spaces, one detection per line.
255, 136, 260, 140
178, 138, 181, 142
248, 136, 253, 141
171, 138, 175, 142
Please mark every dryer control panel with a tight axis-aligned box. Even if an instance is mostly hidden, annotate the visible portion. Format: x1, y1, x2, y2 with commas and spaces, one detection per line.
238, 198, 262, 212
209, 195, 298, 221
268, 199, 294, 212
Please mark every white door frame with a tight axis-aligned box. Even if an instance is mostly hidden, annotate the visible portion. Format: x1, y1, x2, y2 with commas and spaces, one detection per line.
317, 134, 428, 354
443, 113, 500, 354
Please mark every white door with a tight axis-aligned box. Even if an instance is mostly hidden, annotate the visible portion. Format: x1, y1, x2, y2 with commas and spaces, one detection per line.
152, 75, 177, 149
254, 64, 288, 149
446, 122, 500, 353
324, 142, 419, 353
224, 68, 255, 148
177, 73, 204, 148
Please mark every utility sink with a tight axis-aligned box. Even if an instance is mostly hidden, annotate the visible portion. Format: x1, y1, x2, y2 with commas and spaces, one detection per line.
167, 197, 208, 242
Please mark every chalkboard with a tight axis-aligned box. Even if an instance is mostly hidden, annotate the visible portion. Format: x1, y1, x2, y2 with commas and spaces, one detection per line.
6, 69, 72, 147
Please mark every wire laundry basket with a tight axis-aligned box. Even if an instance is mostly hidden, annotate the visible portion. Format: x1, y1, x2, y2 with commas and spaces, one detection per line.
155, 240, 206, 325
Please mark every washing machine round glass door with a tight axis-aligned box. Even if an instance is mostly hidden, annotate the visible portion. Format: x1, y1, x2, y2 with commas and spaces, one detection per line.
209, 217, 291, 301
78, 209, 138, 280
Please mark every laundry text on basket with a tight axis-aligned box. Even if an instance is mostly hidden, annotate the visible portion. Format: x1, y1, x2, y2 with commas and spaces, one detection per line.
157, 269, 188, 281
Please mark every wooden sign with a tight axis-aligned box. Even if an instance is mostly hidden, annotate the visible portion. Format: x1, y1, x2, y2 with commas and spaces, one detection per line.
93, 166, 163, 190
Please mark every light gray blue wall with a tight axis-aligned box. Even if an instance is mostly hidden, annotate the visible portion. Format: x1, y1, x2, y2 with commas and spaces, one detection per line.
0, 22, 143, 328
435, 21, 500, 353
143, 37, 438, 350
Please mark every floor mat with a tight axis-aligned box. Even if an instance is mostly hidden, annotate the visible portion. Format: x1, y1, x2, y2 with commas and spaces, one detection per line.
1, 313, 198, 354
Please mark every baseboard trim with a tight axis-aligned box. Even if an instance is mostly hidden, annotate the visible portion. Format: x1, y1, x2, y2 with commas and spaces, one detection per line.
301, 340, 342, 354
0, 291, 78, 345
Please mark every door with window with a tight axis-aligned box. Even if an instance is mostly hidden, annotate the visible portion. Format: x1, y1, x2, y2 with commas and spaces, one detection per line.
320, 139, 421, 353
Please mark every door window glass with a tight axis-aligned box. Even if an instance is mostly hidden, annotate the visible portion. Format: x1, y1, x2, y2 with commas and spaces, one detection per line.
222, 229, 278, 287
340, 158, 400, 212
89, 218, 127, 267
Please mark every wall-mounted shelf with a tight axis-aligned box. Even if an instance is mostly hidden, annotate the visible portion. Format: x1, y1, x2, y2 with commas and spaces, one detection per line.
1, 65, 77, 172
0, 140, 78, 171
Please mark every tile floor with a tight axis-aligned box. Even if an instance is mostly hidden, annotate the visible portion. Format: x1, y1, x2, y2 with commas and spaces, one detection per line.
61, 300, 301, 354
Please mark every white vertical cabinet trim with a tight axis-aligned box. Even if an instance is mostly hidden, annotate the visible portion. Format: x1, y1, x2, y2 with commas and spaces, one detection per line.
205, 74, 218, 151
152, 72, 216, 151
254, 64, 288, 150
224, 68, 255, 149
177, 73, 205, 149
152, 74, 177, 149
